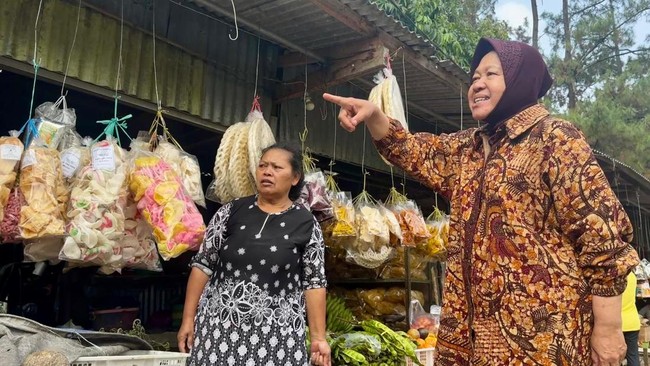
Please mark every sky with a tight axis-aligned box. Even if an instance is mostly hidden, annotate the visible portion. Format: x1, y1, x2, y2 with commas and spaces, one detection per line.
494, 0, 649, 52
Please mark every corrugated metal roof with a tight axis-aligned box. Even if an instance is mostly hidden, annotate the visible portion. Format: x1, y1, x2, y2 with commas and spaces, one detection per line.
191, 0, 472, 131
0, 0, 277, 129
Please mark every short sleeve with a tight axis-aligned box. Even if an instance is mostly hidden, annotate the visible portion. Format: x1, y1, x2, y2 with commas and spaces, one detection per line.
190, 202, 232, 276
301, 218, 327, 290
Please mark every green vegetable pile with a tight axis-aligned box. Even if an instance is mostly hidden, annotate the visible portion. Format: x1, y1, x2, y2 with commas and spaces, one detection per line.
330, 319, 421, 366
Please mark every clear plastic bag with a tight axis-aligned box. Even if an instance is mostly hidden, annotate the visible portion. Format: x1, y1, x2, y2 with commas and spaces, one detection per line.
119, 194, 162, 272
379, 247, 427, 280
0, 183, 25, 243
299, 170, 333, 222
154, 139, 206, 208
59, 137, 92, 189
19, 140, 67, 239
59, 138, 129, 270
129, 144, 206, 261
335, 332, 382, 357
23, 237, 64, 263
34, 96, 77, 151
410, 299, 440, 336
330, 191, 356, 238
419, 208, 448, 260
0, 131, 23, 222
391, 200, 430, 247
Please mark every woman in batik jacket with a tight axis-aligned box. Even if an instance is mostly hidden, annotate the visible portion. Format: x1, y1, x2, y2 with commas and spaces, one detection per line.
324, 38, 639, 366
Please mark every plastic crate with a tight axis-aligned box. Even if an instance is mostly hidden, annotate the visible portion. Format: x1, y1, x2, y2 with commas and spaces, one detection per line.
405, 348, 435, 366
71, 350, 189, 366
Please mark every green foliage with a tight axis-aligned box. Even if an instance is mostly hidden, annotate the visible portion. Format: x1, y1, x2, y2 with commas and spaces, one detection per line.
564, 60, 650, 178
371, 0, 509, 68
542, 0, 650, 109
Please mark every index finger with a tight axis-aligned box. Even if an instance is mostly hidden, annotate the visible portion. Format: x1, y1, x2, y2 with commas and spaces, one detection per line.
322, 93, 348, 107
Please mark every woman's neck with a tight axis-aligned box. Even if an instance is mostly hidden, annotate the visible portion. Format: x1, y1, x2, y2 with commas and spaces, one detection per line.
257, 195, 292, 213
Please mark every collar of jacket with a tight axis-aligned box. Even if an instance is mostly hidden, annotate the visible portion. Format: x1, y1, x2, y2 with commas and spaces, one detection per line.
471, 103, 550, 148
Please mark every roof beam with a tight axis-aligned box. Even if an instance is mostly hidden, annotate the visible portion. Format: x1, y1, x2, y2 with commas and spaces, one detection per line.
309, 0, 467, 92
275, 37, 388, 102
190, 0, 326, 63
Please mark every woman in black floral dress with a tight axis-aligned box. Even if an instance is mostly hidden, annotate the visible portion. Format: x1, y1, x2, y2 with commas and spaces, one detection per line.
178, 143, 330, 366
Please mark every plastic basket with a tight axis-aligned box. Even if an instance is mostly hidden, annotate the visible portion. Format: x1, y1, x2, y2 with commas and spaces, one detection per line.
405, 348, 435, 366
71, 350, 189, 366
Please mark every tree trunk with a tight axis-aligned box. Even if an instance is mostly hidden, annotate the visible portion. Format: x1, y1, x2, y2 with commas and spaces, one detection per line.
608, 0, 624, 74
531, 0, 539, 48
563, 0, 577, 109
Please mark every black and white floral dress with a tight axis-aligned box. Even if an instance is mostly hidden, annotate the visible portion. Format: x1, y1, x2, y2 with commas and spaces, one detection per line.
188, 195, 327, 366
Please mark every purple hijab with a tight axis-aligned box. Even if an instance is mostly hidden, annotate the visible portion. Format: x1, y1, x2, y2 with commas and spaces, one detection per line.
469, 38, 553, 126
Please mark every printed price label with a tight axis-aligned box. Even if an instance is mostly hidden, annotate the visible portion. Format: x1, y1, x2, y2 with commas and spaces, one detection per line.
0, 144, 23, 161
21, 150, 36, 169
92, 145, 115, 171
61, 150, 81, 178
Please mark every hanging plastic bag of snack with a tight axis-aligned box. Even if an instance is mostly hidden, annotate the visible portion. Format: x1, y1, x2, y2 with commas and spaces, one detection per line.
355, 199, 389, 251
129, 143, 206, 261
329, 191, 356, 238
154, 139, 206, 208
0, 181, 25, 243
147, 110, 207, 208
420, 207, 448, 260
34, 96, 78, 151
299, 169, 333, 222
59, 138, 129, 270
59, 137, 92, 189
0, 131, 23, 223
345, 191, 393, 269
19, 138, 68, 239
391, 200, 430, 247
120, 193, 162, 272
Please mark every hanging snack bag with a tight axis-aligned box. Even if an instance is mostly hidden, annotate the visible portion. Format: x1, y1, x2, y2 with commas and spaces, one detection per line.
154, 139, 206, 208
0, 182, 25, 243
119, 193, 162, 272
0, 131, 23, 222
380, 204, 402, 247
19, 139, 68, 239
59, 138, 129, 269
34, 96, 78, 151
330, 191, 356, 238
129, 144, 206, 261
299, 169, 333, 222
59, 137, 92, 189
355, 199, 390, 251
391, 200, 430, 247
421, 208, 449, 260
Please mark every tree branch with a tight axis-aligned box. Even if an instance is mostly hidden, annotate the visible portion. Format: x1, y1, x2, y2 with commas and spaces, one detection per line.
578, 6, 650, 64
570, 0, 608, 17
586, 48, 650, 70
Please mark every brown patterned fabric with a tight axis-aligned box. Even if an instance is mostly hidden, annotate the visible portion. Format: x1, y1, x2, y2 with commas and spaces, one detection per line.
374, 104, 639, 365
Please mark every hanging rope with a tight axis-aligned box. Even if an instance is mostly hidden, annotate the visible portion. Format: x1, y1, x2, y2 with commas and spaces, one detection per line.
328, 87, 337, 176
95, 0, 132, 146
61, 0, 82, 95
460, 83, 464, 131
253, 34, 261, 99
228, 0, 239, 40
401, 51, 409, 126
27, 0, 44, 122
20, 0, 45, 149
637, 190, 645, 254
152, 0, 162, 111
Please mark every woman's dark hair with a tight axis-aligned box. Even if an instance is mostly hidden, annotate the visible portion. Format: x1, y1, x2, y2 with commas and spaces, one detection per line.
261, 142, 305, 201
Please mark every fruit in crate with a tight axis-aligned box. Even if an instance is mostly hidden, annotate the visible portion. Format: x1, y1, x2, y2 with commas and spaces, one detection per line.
407, 327, 437, 349
412, 314, 439, 334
